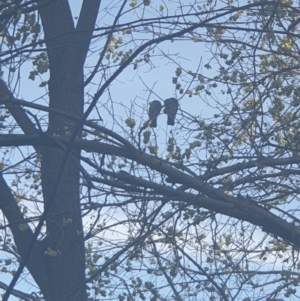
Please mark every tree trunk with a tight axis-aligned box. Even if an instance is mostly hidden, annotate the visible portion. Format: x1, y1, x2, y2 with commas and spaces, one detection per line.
31, 1, 100, 299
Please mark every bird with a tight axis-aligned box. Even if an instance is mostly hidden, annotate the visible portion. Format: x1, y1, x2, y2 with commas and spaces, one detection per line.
164, 98, 178, 126
148, 100, 162, 128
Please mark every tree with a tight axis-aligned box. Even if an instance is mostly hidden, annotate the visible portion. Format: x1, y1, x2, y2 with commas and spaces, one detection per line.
0, 0, 300, 300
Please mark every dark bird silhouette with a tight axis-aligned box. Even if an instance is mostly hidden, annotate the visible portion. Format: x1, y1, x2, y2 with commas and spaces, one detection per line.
164, 98, 178, 126
148, 100, 162, 128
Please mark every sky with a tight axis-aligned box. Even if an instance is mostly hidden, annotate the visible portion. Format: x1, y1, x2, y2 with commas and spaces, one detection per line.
0, 1, 282, 300
0, 2, 218, 298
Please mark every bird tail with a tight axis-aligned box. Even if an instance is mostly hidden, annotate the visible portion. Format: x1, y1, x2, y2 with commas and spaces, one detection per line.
167, 116, 174, 126
150, 119, 157, 127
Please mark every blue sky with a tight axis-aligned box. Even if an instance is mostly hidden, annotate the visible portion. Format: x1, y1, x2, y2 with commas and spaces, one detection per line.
0, 1, 257, 300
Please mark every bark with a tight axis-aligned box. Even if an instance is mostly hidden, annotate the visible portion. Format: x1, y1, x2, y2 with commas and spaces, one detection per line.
0, 0, 100, 300
36, 1, 100, 299
2, 134, 300, 250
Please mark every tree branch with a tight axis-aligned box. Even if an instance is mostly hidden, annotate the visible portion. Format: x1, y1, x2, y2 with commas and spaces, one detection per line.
0, 80, 39, 137
75, 0, 101, 65
1, 134, 300, 248
0, 173, 51, 298
0, 280, 40, 301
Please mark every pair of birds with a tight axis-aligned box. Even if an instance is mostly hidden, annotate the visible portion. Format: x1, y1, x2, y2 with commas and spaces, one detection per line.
148, 98, 178, 127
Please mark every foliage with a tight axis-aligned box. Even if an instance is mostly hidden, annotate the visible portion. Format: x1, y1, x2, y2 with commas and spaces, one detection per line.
1, 0, 300, 300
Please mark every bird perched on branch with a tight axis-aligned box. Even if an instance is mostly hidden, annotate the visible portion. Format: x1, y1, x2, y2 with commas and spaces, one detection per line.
148, 100, 162, 128
164, 97, 178, 126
